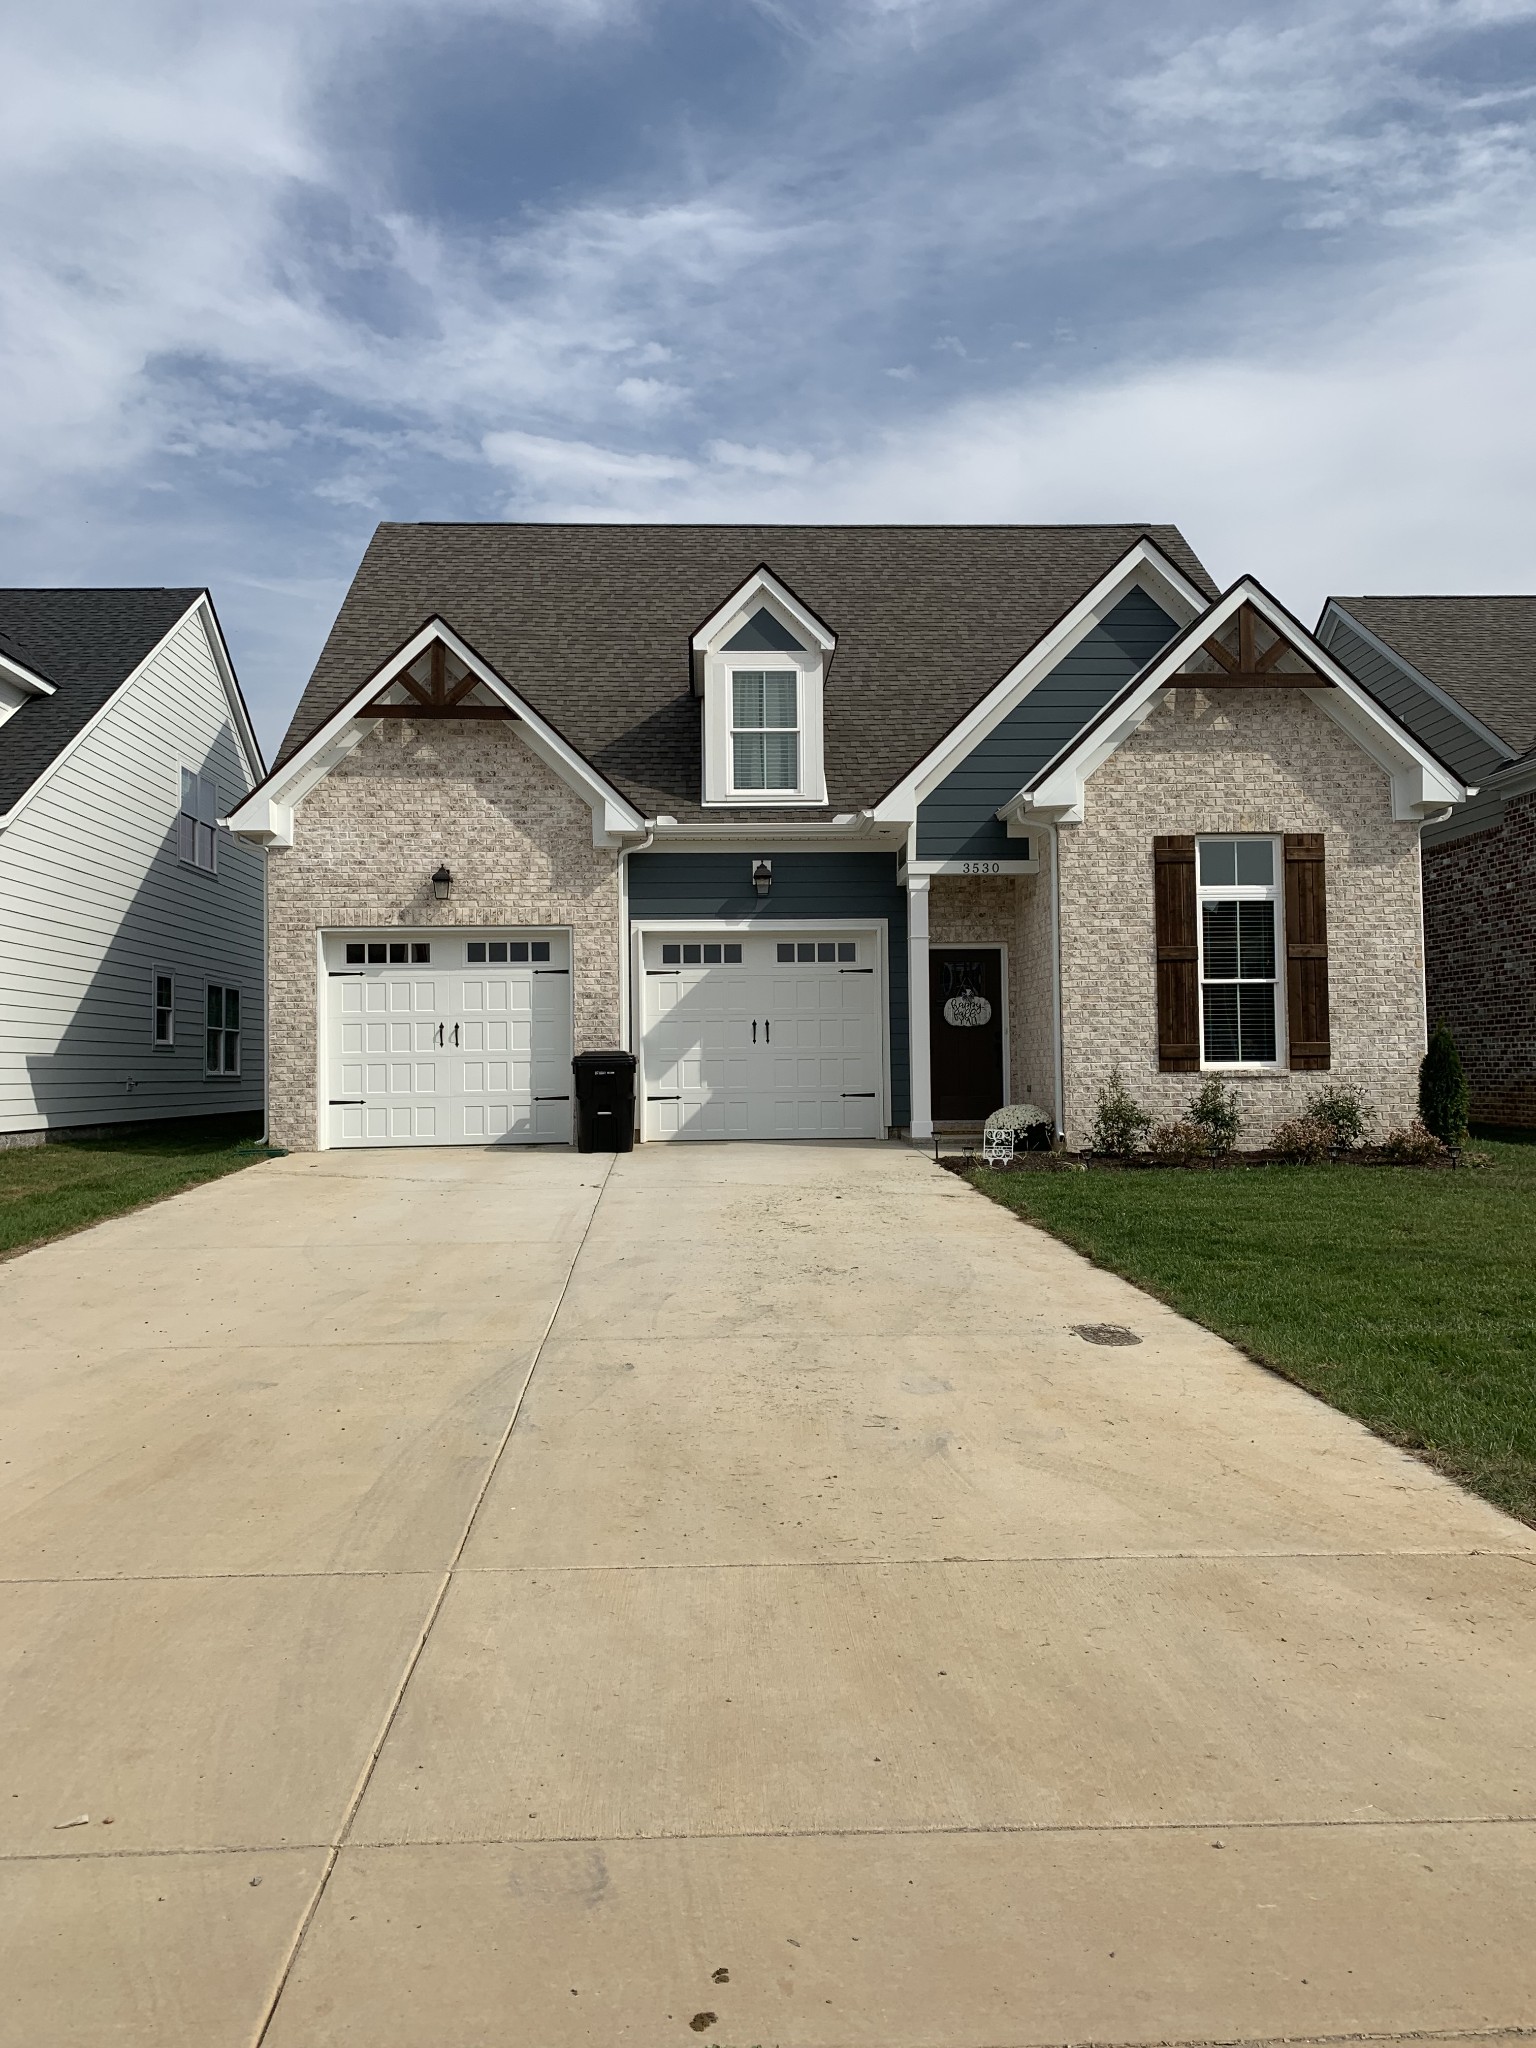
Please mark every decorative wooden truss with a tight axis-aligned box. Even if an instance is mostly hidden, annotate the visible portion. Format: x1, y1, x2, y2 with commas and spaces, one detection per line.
363, 639, 515, 718
1170, 600, 1331, 689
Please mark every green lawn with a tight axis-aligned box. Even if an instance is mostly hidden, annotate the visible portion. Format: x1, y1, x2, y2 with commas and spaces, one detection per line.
970, 1134, 1536, 1526
0, 1115, 275, 1261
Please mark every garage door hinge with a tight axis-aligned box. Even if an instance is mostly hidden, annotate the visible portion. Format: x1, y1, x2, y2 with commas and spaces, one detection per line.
842, 1092, 877, 1098
329, 1099, 365, 1106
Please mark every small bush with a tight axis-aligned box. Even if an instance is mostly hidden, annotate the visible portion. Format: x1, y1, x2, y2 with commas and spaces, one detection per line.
1380, 1120, 1446, 1164
1091, 1068, 1153, 1156
1303, 1085, 1373, 1150
1146, 1118, 1214, 1161
1271, 1115, 1334, 1163
1187, 1075, 1243, 1155
1418, 1021, 1469, 1145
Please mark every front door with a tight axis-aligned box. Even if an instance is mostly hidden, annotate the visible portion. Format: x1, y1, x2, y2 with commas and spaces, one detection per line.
929, 946, 1005, 1121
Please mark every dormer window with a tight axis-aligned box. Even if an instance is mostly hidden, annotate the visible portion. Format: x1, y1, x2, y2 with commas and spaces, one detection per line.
732, 669, 799, 792
692, 574, 836, 806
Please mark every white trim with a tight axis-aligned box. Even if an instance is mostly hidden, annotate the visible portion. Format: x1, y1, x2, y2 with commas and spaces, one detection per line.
906, 875, 932, 1141
0, 595, 262, 833
649, 814, 900, 846
0, 649, 56, 697
228, 618, 645, 849
870, 538, 1208, 826
690, 568, 836, 656
631, 916, 891, 1140
1013, 578, 1471, 826
1318, 602, 1517, 763
195, 594, 266, 789
1047, 824, 1064, 1140
903, 856, 1038, 877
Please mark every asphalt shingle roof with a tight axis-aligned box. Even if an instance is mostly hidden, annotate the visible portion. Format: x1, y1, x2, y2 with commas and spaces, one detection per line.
0, 588, 203, 814
278, 524, 1216, 818
1332, 596, 1536, 757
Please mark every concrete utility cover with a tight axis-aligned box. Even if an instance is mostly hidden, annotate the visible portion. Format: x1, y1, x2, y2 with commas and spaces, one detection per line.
1, 1143, 1534, 2047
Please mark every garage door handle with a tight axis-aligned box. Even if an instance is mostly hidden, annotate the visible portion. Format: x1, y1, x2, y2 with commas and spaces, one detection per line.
452, 1023, 460, 1047
752, 1019, 757, 1043
436, 1023, 444, 1047
764, 1019, 771, 1043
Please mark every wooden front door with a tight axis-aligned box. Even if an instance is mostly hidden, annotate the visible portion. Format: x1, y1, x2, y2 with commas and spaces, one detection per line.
929, 947, 1005, 1121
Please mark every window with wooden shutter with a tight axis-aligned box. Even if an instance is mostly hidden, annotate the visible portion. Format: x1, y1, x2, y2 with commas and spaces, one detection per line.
1153, 835, 1199, 1071
1283, 833, 1330, 1070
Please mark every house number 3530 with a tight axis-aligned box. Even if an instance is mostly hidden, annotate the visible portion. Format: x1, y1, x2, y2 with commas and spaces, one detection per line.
961, 861, 1003, 874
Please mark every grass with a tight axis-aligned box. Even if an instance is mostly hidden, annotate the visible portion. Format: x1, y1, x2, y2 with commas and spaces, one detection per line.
970, 1132, 1536, 1526
0, 1114, 276, 1261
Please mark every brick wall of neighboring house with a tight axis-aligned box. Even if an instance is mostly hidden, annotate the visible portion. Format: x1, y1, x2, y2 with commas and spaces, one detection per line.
1422, 789, 1536, 1127
1056, 686, 1427, 1150
265, 719, 621, 1151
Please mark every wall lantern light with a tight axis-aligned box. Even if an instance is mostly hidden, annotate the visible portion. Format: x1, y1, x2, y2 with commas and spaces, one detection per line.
432, 865, 453, 902
751, 858, 773, 898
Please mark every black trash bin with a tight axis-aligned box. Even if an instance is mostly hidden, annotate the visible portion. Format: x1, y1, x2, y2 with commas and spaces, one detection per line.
572, 1048, 638, 1153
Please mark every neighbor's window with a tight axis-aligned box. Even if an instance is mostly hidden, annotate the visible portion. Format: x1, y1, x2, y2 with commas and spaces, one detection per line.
179, 768, 218, 872
731, 670, 799, 792
152, 969, 174, 1047
205, 984, 240, 1076
1197, 837, 1280, 1065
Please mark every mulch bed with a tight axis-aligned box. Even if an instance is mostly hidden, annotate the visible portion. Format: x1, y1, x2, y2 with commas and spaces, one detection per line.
942, 1146, 1468, 1176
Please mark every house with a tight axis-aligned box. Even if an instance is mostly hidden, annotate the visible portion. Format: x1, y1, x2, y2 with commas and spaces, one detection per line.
228, 525, 1468, 1153
1317, 596, 1536, 1128
0, 589, 265, 1143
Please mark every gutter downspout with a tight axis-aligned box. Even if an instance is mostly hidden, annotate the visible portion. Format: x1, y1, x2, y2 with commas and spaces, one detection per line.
1048, 822, 1065, 1143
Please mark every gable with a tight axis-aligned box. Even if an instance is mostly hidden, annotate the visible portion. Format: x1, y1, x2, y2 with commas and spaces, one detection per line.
1326, 596, 1536, 756
915, 587, 1180, 860
723, 606, 806, 652
0, 588, 209, 816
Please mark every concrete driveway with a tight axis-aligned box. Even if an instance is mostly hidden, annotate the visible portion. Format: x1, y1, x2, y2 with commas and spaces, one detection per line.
3, 1143, 1535, 2047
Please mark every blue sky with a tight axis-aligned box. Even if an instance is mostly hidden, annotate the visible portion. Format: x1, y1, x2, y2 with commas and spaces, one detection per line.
3, 0, 1534, 755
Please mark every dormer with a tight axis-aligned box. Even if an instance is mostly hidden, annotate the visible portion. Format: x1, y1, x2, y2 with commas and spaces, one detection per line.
691, 567, 836, 806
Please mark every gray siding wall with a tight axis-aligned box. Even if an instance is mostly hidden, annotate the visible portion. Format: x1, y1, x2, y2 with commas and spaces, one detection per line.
627, 850, 910, 1124
0, 609, 265, 1134
915, 587, 1179, 860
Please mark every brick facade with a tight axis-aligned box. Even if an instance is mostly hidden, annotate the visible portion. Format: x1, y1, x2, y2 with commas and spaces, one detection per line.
1422, 789, 1536, 1128
1056, 686, 1427, 1150
264, 719, 621, 1151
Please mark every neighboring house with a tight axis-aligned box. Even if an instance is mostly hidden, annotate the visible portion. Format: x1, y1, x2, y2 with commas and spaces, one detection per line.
0, 589, 266, 1143
229, 525, 1467, 1153
1317, 596, 1536, 1128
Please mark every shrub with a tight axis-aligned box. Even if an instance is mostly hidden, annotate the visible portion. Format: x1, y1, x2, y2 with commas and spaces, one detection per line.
1091, 1068, 1153, 1156
1187, 1075, 1243, 1155
1146, 1118, 1214, 1161
1380, 1120, 1446, 1164
1302, 1085, 1374, 1150
1418, 1021, 1469, 1145
1270, 1115, 1334, 1164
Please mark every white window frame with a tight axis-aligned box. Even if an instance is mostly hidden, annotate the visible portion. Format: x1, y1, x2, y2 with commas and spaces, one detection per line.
1195, 835, 1286, 1072
179, 767, 219, 874
151, 966, 175, 1049
702, 642, 826, 806
204, 981, 242, 1078
727, 665, 804, 797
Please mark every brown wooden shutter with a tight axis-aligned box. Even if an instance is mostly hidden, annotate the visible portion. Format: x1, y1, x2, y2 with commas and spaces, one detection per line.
1153, 835, 1199, 1071
1283, 832, 1330, 1070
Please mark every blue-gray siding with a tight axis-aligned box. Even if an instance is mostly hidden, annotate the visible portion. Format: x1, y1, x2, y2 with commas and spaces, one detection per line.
628, 850, 910, 1124
915, 587, 1179, 859
1317, 610, 1506, 786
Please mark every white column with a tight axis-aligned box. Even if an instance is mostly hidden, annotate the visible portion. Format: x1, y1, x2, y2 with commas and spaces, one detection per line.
907, 874, 932, 1140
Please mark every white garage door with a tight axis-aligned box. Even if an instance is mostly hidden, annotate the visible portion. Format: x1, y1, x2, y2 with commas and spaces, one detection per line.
640, 928, 883, 1140
323, 931, 573, 1147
